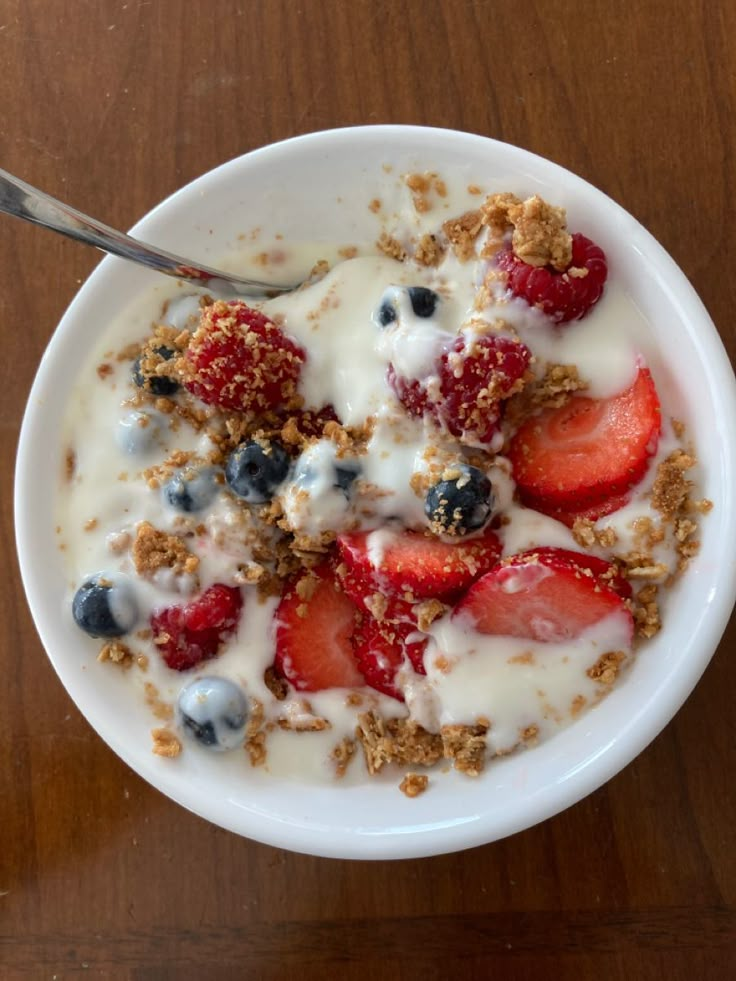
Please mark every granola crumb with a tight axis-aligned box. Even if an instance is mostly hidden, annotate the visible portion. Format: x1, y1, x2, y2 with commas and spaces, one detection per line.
399, 773, 429, 797
632, 583, 661, 639
440, 722, 489, 776
377, 232, 407, 262
264, 666, 289, 701
132, 521, 200, 578
245, 699, 268, 767
414, 598, 448, 632
508, 650, 535, 666
480, 192, 572, 270
571, 517, 618, 550
65, 448, 76, 482
414, 232, 445, 267
520, 723, 539, 743
84, 518, 99, 532
651, 449, 695, 517
151, 728, 181, 758
97, 640, 135, 669
332, 737, 357, 778
587, 650, 627, 685
97, 362, 113, 379
404, 172, 446, 213
570, 695, 587, 718
144, 682, 173, 721
355, 712, 443, 775
505, 363, 587, 430
442, 210, 483, 261
368, 198, 381, 214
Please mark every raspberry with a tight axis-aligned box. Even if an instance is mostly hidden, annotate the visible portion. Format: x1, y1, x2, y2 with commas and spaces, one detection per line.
437, 334, 531, 444
497, 232, 607, 324
184, 300, 305, 412
151, 584, 243, 671
386, 363, 433, 418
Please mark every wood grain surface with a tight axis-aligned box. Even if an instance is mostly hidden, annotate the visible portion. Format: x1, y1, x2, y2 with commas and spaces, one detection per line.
2, 1, 735, 978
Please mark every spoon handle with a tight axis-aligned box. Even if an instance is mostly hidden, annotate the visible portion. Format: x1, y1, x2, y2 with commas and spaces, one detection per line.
0, 167, 291, 296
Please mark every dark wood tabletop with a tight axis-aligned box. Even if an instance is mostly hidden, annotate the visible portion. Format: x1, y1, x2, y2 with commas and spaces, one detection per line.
3, 1, 735, 978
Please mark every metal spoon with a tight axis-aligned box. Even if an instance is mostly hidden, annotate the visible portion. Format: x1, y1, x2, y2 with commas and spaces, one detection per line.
0, 167, 295, 298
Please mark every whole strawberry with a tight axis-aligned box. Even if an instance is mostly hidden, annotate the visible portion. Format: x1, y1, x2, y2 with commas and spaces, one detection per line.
184, 300, 305, 413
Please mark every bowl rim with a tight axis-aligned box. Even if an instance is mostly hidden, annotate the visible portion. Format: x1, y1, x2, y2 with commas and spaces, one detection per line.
14, 124, 736, 859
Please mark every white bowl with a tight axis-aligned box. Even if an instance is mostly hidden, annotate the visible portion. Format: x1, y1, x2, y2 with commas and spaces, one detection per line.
15, 126, 736, 859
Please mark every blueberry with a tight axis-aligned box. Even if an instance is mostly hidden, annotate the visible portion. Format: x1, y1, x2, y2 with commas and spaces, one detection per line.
334, 462, 361, 497
377, 298, 397, 326
163, 467, 219, 513
72, 576, 139, 638
178, 676, 249, 752
408, 286, 439, 318
225, 440, 291, 504
425, 465, 494, 536
116, 410, 160, 455
132, 345, 179, 396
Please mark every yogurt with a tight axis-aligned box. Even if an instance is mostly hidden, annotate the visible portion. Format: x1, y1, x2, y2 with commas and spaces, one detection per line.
57, 184, 707, 789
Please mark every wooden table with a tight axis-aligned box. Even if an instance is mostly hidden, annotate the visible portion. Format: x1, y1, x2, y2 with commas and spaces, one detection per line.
2, 1, 735, 977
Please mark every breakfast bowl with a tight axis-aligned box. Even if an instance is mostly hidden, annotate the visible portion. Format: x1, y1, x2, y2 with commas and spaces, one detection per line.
15, 126, 736, 859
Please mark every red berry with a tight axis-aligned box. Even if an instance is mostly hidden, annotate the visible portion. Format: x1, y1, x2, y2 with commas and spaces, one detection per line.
454, 550, 633, 643
508, 367, 661, 514
509, 547, 632, 599
540, 490, 633, 529
274, 564, 364, 692
438, 334, 531, 443
497, 232, 607, 324
387, 363, 433, 418
353, 616, 427, 701
335, 561, 418, 621
185, 300, 305, 413
151, 584, 243, 671
337, 527, 502, 602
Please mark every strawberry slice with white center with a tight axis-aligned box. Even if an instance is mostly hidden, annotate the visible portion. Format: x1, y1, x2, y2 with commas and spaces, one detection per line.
520, 546, 632, 599
337, 527, 503, 602
274, 564, 363, 692
508, 366, 661, 515
454, 548, 634, 643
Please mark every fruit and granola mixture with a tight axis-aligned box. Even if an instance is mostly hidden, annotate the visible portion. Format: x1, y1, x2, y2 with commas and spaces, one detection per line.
59, 180, 710, 795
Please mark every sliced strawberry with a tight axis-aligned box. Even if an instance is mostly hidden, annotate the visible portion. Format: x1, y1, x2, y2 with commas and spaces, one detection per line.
508, 546, 631, 599
184, 300, 305, 413
454, 551, 633, 642
508, 367, 661, 513
274, 564, 363, 692
544, 491, 633, 529
151, 584, 243, 672
353, 617, 428, 701
336, 562, 417, 621
337, 527, 503, 601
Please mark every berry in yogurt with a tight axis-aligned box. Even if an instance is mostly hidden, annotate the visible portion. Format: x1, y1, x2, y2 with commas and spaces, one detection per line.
178, 676, 249, 751
72, 575, 139, 638
150, 584, 243, 671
